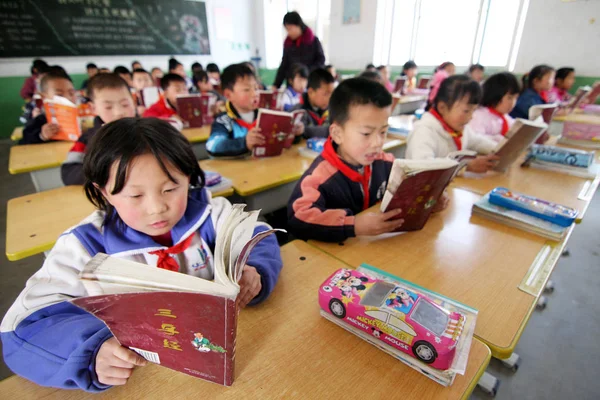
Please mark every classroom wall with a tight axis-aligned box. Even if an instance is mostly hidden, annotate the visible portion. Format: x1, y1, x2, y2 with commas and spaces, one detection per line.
0, 0, 256, 139
328, 0, 378, 70
512, 0, 600, 75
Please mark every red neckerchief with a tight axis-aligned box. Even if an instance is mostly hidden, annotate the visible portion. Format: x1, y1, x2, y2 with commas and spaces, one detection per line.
487, 107, 509, 136
298, 95, 304, 105
321, 137, 372, 210
226, 101, 257, 130
539, 90, 549, 103
307, 109, 328, 126
149, 234, 195, 272
430, 109, 462, 150
236, 118, 257, 130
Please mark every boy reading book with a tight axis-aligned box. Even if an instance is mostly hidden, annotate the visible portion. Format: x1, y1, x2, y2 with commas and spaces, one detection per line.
132, 69, 155, 115
193, 69, 226, 103
1, 118, 282, 391
289, 68, 335, 140
287, 78, 404, 242
61, 73, 137, 185
20, 70, 77, 145
143, 74, 188, 120
206, 63, 263, 157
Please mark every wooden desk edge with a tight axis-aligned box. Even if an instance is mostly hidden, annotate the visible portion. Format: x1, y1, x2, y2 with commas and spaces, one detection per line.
461, 342, 492, 400
9, 161, 62, 175
235, 173, 303, 197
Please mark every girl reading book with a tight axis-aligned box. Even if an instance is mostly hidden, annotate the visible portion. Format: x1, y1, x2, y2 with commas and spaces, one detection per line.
468, 72, 520, 143
510, 64, 555, 120
1, 117, 282, 392
406, 75, 499, 173
548, 67, 575, 104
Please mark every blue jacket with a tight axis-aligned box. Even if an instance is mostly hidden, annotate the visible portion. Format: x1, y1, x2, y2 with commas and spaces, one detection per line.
1, 189, 282, 392
206, 102, 258, 157
510, 88, 545, 120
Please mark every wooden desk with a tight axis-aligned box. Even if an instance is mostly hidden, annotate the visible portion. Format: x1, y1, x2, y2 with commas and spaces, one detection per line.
0, 241, 490, 400
451, 157, 599, 222
6, 186, 234, 261
552, 111, 600, 123
182, 126, 210, 160
308, 188, 570, 359
11, 126, 23, 142
201, 138, 407, 214
393, 94, 427, 116
8, 141, 72, 192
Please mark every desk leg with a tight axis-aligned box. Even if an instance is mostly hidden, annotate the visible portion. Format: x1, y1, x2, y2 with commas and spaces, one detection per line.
242, 181, 297, 215
192, 143, 209, 160
29, 167, 64, 192
499, 353, 521, 372
477, 372, 500, 397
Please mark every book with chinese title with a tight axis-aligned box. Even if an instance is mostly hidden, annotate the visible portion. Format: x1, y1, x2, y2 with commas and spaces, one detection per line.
380, 152, 476, 231
71, 204, 277, 386
177, 94, 204, 128
258, 90, 278, 110
253, 109, 303, 157
43, 95, 82, 141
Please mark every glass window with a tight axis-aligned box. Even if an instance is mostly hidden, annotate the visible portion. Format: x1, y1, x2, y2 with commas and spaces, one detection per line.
478, 0, 521, 66
410, 299, 449, 337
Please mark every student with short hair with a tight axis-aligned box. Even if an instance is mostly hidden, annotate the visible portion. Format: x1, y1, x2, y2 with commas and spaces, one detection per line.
191, 62, 203, 75
169, 58, 193, 90
143, 73, 188, 120
468, 64, 485, 83
206, 63, 263, 157
192, 70, 225, 102
287, 78, 403, 242
81, 63, 98, 90
376, 65, 394, 92
61, 73, 137, 185
468, 72, 520, 143
131, 60, 142, 70
407, 75, 499, 173
281, 63, 309, 111
21, 59, 48, 101
548, 67, 575, 103
206, 63, 221, 85
2, 117, 282, 392
131, 68, 155, 115
359, 70, 384, 85
510, 64, 555, 120
20, 71, 77, 145
113, 66, 132, 87
151, 67, 164, 84
289, 68, 336, 139
401, 60, 418, 92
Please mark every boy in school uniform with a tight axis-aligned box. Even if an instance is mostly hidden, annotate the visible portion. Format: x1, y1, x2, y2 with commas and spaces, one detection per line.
143, 74, 188, 120
287, 78, 405, 242
206, 63, 262, 157
281, 63, 309, 111
289, 68, 335, 140
192, 70, 225, 103
20, 70, 77, 145
61, 73, 137, 185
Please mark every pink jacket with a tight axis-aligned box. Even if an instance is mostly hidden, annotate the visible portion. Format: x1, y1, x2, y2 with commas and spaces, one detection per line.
467, 107, 515, 143
547, 87, 570, 104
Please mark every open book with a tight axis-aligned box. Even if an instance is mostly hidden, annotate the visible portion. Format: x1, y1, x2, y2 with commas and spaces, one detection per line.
492, 118, 548, 172
380, 151, 476, 231
71, 204, 277, 386
417, 76, 431, 89
584, 81, 600, 105
253, 109, 303, 157
43, 95, 82, 141
563, 86, 591, 113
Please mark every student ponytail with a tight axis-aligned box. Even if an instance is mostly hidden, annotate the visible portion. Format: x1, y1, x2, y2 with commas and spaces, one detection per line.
523, 64, 554, 92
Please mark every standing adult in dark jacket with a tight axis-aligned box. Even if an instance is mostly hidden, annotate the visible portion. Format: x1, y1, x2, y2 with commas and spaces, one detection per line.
272, 12, 326, 89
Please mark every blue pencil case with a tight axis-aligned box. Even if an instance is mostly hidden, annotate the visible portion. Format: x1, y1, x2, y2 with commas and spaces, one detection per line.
488, 187, 577, 227
528, 145, 594, 168
307, 137, 326, 153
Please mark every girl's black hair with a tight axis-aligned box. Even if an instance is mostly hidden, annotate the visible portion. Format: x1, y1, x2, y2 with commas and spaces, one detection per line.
283, 11, 307, 31
401, 60, 417, 75
469, 63, 484, 73
83, 118, 204, 226
287, 63, 309, 82
481, 72, 520, 108
555, 67, 575, 82
521, 64, 554, 92
433, 75, 482, 110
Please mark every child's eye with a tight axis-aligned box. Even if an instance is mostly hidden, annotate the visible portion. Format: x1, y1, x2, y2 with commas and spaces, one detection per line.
362, 132, 371, 137
130, 194, 142, 198
164, 187, 178, 193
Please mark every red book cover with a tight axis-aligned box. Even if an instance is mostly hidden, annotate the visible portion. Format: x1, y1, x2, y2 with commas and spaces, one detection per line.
177, 95, 204, 128
200, 93, 217, 126
394, 77, 407, 94
258, 90, 278, 110
72, 291, 237, 386
253, 109, 293, 157
417, 76, 431, 89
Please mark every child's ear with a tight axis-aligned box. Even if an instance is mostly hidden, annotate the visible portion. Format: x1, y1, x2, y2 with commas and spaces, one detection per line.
436, 102, 449, 115
94, 183, 113, 204
223, 88, 233, 100
89, 101, 97, 115
329, 123, 343, 144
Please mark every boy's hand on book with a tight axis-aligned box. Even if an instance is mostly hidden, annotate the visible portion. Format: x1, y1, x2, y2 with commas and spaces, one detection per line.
237, 265, 262, 308
292, 122, 305, 136
355, 209, 404, 236
246, 128, 265, 150
466, 154, 500, 173
40, 123, 59, 141
96, 337, 147, 386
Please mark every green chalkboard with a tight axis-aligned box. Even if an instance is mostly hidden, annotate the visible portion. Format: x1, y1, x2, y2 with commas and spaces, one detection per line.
0, 0, 210, 57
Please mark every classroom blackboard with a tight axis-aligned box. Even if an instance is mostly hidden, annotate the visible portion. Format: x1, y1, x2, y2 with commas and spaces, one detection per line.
0, 0, 210, 57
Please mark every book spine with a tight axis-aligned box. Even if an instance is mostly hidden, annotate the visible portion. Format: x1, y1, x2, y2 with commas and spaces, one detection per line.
224, 298, 238, 386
